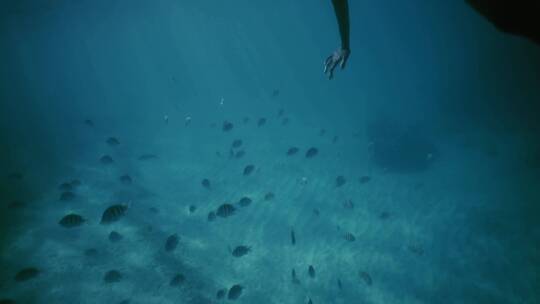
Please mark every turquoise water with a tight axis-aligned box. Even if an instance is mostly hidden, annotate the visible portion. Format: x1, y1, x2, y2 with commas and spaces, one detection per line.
1, 1, 539, 303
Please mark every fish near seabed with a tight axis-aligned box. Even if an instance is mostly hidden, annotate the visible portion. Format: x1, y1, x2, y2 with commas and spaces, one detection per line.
291, 268, 300, 284
308, 265, 316, 278
287, 147, 299, 156
231, 139, 243, 148
343, 232, 356, 242
100, 155, 114, 164
119, 174, 132, 185
165, 234, 180, 252
305, 147, 318, 158
58, 213, 86, 228
108, 231, 123, 242
223, 121, 234, 132
335, 175, 346, 187
169, 273, 185, 287
201, 178, 211, 189
216, 203, 236, 218
216, 289, 226, 299
238, 196, 252, 207
104, 270, 122, 283
14, 267, 40, 282
231, 245, 251, 257
243, 164, 255, 176
228, 284, 243, 300
106, 137, 120, 146
359, 271, 372, 286
100, 204, 129, 224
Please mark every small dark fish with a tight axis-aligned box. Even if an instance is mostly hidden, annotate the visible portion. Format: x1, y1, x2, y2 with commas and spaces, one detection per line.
84, 119, 94, 127
257, 118, 266, 127
228, 284, 243, 300
223, 121, 234, 132
138, 154, 158, 161
84, 248, 98, 257
264, 192, 275, 201
100, 204, 128, 224
234, 150, 246, 159
281, 117, 289, 125
344, 232, 356, 242
291, 268, 300, 284
408, 244, 424, 256
359, 271, 372, 286
242, 117, 250, 124
207, 211, 216, 221
232, 245, 251, 257
343, 199, 354, 210
278, 108, 284, 116
238, 197, 252, 207
216, 203, 236, 218
379, 211, 390, 220
58, 182, 73, 191
359, 176, 371, 184
216, 289, 227, 299
149, 207, 159, 214
337, 278, 343, 290
104, 270, 122, 283
60, 191, 75, 201
118, 300, 130, 304
336, 176, 346, 187
201, 178, 211, 189
286, 147, 299, 156
232, 139, 243, 148
308, 298, 313, 304
106, 137, 120, 146
305, 147, 318, 158
14, 267, 39, 282
7, 200, 25, 209
119, 175, 132, 185
189, 205, 197, 213
108, 231, 123, 242
165, 234, 179, 252
59, 213, 85, 228
243, 164, 255, 176
169, 273, 185, 287
7, 172, 23, 180
308, 265, 315, 278
313, 209, 320, 216
332, 135, 339, 144
100, 155, 114, 164
290, 229, 296, 245
319, 129, 326, 136
272, 89, 280, 98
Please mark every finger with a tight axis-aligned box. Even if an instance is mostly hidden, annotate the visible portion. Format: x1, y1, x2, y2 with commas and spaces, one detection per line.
324, 55, 332, 66
340, 52, 350, 69
328, 62, 337, 79
340, 56, 347, 69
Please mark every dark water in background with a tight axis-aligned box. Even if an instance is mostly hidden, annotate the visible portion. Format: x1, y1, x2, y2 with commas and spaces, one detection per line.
0, 1, 539, 303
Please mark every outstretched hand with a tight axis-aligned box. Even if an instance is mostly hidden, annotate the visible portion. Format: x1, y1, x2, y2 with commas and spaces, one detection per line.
324, 48, 350, 79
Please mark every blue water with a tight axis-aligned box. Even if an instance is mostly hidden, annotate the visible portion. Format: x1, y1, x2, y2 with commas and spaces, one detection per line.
1, 1, 539, 303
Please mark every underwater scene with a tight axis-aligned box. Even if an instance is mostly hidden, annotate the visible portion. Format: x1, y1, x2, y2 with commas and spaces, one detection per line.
1, 1, 539, 303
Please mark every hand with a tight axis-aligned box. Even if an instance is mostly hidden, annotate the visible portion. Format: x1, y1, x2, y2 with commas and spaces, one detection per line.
324, 48, 350, 79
